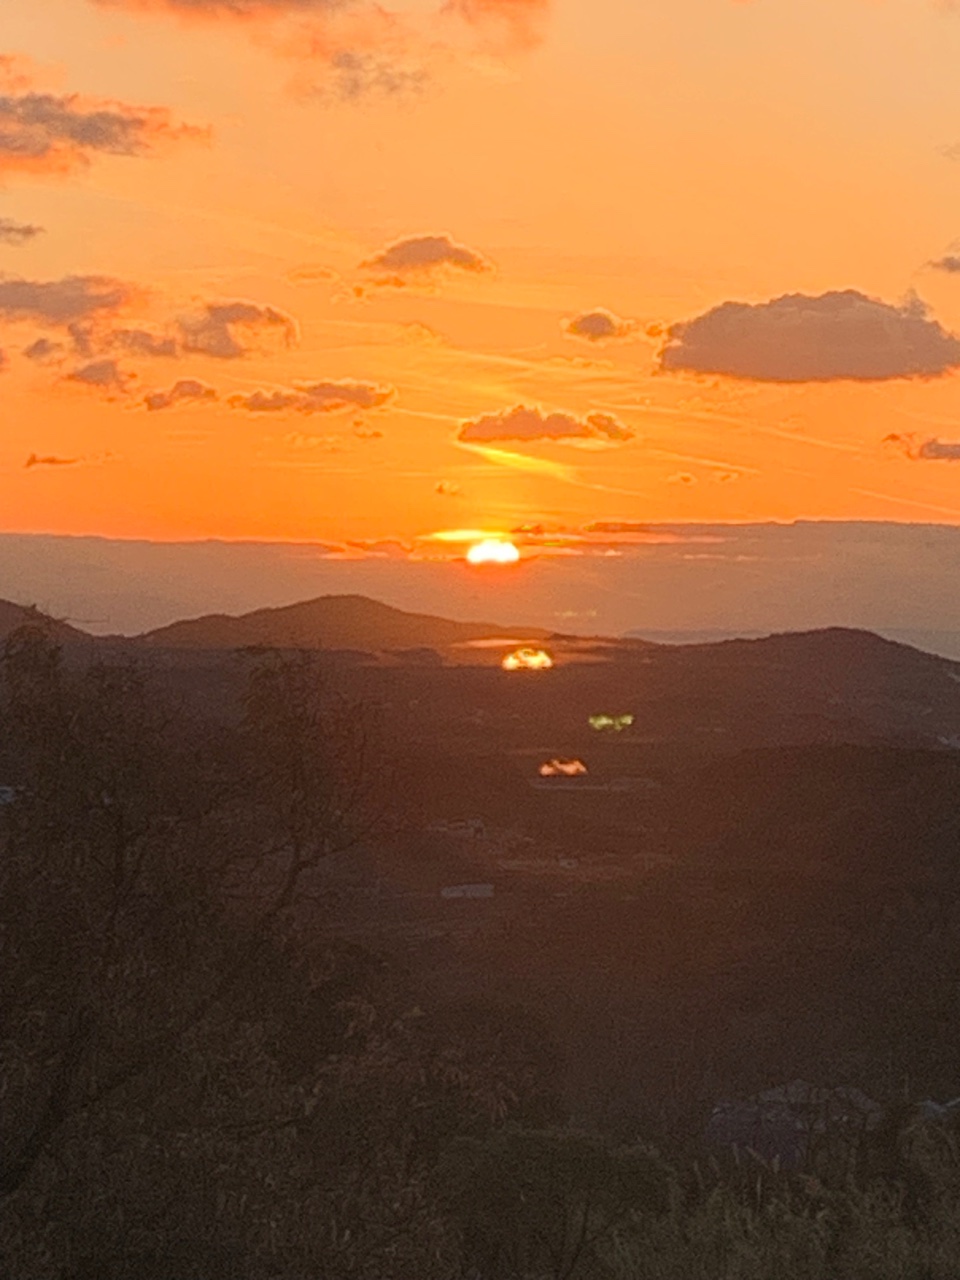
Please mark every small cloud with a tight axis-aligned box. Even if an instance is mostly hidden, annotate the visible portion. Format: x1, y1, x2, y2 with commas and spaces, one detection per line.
563, 308, 636, 343
436, 479, 462, 496
668, 471, 696, 484
177, 300, 298, 359
361, 233, 492, 280
67, 358, 133, 392
353, 420, 383, 439
0, 217, 44, 246
659, 289, 960, 382
285, 263, 338, 285
109, 327, 179, 358
885, 432, 960, 461
228, 378, 392, 413
930, 255, 960, 274
25, 452, 79, 468
458, 403, 633, 443
0, 274, 134, 325
23, 336, 64, 362
0, 87, 204, 178
144, 378, 218, 411
317, 51, 427, 103
583, 520, 654, 535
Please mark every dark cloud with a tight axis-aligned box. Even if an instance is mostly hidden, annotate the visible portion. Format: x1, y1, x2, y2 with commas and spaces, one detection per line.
109, 328, 179, 358
563, 308, 635, 343
67, 358, 133, 392
144, 379, 218, 411
177, 300, 298, 359
319, 52, 427, 103
930, 255, 960, 274
0, 275, 133, 325
362, 233, 491, 277
23, 336, 64, 362
25, 453, 79, 468
659, 290, 960, 382
0, 90, 203, 176
228, 378, 392, 414
885, 432, 960, 461
458, 404, 633, 443
0, 216, 43, 246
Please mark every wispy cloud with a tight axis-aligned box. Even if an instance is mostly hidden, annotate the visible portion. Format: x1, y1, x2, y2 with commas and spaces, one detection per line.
0, 216, 43, 245
228, 378, 392, 413
144, 378, 218, 411
24, 452, 80, 468
458, 404, 632, 443
0, 81, 205, 178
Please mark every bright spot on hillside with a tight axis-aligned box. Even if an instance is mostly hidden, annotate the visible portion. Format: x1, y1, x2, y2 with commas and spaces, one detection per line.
539, 758, 588, 777
590, 714, 635, 733
502, 647, 554, 672
466, 538, 520, 566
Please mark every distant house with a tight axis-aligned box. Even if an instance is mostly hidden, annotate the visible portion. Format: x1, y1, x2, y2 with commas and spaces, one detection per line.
441, 884, 494, 900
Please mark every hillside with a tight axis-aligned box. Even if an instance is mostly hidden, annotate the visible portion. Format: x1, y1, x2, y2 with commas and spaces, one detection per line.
0, 600, 91, 646
138, 594, 549, 654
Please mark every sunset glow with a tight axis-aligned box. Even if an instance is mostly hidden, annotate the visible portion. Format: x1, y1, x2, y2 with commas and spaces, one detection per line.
466, 540, 521, 566
502, 648, 554, 672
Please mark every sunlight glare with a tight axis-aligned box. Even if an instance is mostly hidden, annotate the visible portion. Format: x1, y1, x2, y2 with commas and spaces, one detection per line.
466, 538, 521, 566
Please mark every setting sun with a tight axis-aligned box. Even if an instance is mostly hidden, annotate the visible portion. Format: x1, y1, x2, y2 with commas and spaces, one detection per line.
466, 539, 521, 566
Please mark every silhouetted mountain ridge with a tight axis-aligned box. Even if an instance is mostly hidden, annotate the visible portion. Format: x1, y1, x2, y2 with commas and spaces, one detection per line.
137, 593, 551, 653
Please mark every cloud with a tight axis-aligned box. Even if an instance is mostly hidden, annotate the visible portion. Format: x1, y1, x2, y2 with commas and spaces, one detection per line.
930, 255, 960, 274
920, 438, 960, 460
0, 216, 43, 245
177, 300, 298, 358
563, 308, 636, 343
884, 432, 960, 461
23, 336, 64, 362
0, 275, 134, 325
659, 290, 960, 382
144, 378, 218, 411
228, 378, 392, 413
109, 327, 179, 358
67, 358, 134, 392
361, 233, 492, 279
25, 452, 79, 468
0, 89, 203, 177
436, 479, 462, 496
458, 404, 633, 443
285, 263, 338, 285
317, 51, 427, 102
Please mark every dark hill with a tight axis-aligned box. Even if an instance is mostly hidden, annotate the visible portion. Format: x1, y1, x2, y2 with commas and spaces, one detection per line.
0, 600, 91, 646
138, 594, 549, 653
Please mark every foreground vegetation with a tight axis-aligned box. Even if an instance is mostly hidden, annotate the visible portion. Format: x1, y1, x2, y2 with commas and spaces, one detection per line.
4, 621, 960, 1279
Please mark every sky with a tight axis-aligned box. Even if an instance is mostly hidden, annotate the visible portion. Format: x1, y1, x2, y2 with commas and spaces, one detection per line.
6, 0, 960, 627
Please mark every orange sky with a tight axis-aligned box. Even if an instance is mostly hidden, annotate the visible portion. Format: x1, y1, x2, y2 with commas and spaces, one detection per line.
7, 0, 960, 554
